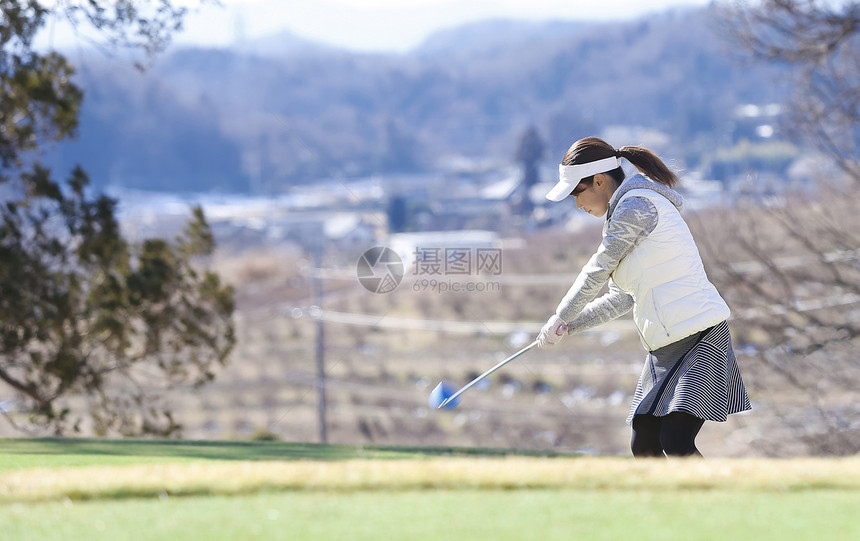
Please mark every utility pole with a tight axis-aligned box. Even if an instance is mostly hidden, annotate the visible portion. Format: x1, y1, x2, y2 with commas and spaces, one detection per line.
313, 242, 327, 444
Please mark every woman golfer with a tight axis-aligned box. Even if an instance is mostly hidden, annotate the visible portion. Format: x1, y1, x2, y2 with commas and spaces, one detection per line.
537, 136, 751, 457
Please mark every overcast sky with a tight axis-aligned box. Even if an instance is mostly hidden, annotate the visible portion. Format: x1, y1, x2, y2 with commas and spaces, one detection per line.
170, 0, 712, 52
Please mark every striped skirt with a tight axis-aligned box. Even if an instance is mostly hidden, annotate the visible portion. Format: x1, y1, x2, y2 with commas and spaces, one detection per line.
626, 320, 751, 424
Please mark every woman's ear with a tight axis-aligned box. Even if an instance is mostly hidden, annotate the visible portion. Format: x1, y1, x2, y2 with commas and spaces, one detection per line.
593, 173, 606, 189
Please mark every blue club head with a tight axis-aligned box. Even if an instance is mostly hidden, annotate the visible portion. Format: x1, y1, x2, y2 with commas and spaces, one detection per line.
429, 381, 459, 409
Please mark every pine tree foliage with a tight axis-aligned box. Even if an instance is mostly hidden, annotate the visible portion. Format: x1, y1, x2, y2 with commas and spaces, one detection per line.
0, 0, 234, 435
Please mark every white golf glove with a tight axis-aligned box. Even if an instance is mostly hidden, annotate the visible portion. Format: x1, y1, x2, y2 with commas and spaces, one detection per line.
537, 314, 568, 349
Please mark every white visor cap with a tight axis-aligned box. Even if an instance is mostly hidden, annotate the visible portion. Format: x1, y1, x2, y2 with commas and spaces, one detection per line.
545, 156, 621, 202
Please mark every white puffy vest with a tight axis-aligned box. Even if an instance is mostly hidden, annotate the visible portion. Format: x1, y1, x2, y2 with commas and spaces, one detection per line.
610, 188, 730, 351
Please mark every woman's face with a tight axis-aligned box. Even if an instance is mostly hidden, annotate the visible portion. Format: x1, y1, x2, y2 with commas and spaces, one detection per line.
570, 173, 615, 217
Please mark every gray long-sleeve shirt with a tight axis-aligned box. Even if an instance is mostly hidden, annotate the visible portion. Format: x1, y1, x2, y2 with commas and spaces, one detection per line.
557, 175, 679, 335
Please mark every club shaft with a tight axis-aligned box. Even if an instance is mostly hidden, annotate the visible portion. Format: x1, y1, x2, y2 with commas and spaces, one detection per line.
438, 340, 538, 408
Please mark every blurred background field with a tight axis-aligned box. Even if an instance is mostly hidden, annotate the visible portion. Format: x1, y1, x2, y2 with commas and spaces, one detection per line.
84, 186, 855, 458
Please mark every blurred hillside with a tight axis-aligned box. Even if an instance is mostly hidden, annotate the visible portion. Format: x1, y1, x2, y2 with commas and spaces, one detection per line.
48, 6, 792, 193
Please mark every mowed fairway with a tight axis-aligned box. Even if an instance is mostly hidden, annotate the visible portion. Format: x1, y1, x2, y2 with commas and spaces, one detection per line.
1, 439, 859, 541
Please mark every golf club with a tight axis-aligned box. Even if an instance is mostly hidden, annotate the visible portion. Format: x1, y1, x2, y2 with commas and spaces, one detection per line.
437, 340, 539, 408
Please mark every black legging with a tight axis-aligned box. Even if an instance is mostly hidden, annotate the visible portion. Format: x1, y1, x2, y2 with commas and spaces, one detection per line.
631, 411, 705, 457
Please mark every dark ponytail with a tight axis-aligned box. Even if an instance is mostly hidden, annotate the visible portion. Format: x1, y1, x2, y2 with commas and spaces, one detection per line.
616, 146, 680, 188
562, 136, 680, 188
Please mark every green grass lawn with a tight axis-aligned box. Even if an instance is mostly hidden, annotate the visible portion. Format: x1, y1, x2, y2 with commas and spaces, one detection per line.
0, 437, 563, 472
0, 437, 413, 472
5, 489, 859, 541
1, 438, 859, 541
